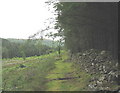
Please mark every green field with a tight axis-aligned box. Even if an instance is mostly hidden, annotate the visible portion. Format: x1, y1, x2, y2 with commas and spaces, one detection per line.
2, 51, 92, 91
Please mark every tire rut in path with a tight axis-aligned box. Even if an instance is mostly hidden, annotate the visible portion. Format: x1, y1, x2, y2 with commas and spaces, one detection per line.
48, 76, 80, 81
48, 71, 75, 75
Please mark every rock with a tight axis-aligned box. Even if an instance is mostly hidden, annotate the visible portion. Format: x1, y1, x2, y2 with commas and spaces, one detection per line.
97, 81, 103, 85
99, 76, 105, 81
83, 53, 86, 56
92, 63, 94, 66
103, 66, 105, 69
19, 64, 26, 68
100, 50, 106, 55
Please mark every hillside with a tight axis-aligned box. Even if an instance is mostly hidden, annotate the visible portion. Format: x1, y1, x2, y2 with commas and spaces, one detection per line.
1, 38, 56, 47
6, 38, 58, 47
1, 38, 59, 58
6, 38, 26, 44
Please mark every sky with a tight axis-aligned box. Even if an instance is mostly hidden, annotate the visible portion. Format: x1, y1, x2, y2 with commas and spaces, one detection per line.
0, 0, 56, 39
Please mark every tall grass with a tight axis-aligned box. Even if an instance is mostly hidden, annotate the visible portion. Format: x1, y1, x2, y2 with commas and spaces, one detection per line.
2, 52, 58, 91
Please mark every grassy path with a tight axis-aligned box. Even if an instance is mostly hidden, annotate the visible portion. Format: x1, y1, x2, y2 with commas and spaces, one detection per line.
46, 60, 73, 91
46, 52, 92, 91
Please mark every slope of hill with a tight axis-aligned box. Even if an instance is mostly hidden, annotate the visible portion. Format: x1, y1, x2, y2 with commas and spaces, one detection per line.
1, 38, 58, 58
6, 38, 26, 44
6, 38, 57, 47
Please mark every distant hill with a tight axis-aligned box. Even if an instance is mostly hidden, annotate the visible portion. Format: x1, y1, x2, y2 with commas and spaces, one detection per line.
6, 38, 26, 44
1, 38, 58, 58
6, 38, 58, 47
1, 38, 11, 47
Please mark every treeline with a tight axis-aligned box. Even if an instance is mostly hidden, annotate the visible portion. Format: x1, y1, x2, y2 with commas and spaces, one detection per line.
54, 2, 118, 58
2, 38, 56, 59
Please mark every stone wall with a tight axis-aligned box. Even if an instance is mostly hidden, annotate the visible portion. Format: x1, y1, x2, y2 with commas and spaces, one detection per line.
74, 49, 119, 91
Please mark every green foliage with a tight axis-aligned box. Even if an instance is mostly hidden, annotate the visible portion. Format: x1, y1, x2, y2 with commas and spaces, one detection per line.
54, 2, 118, 57
2, 47, 9, 58
20, 51, 26, 60
2, 38, 57, 59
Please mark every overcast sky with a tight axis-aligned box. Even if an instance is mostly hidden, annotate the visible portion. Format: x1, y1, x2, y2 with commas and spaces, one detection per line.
0, 0, 56, 39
